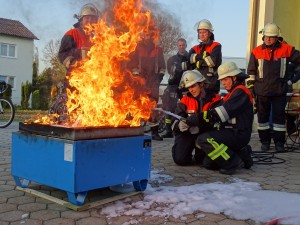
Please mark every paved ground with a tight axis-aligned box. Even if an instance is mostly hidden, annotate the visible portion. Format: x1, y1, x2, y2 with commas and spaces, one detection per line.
0, 122, 299, 225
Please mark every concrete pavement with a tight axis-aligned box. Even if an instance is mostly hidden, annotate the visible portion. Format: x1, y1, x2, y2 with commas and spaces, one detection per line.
0, 122, 300, 225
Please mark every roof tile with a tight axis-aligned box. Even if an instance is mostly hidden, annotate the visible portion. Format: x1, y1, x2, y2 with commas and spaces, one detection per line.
0, 18, 38, 40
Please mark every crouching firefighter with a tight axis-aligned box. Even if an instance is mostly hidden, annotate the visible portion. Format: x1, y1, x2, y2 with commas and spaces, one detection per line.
171, 70, 221, 165
185, 62, 254, 175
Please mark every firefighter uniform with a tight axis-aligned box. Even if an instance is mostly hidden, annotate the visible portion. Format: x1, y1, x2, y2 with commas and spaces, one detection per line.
58, 27, 92, 68
128, 38, 166, 140
247, 24, 300, 151
195, 85, 254, 174
189, 40, 222, 94
187, 62, 254, 175
170, 69, 220, 165
172, 91, 220, 165
50, 4, 100, 119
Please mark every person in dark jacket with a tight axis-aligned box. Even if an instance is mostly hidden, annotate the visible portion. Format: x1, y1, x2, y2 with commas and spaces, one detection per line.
188, 19, 222, 95
162, 38, 189, 138
49, 4, 101, 118
185, 62, 254, 175
58, 3, 100, 70
247, 22, 300, 152
171, 70, 220, 165
128, 28, 166, 141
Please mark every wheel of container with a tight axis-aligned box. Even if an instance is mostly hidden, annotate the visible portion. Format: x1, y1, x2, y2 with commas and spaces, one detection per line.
133, 179, 148, 191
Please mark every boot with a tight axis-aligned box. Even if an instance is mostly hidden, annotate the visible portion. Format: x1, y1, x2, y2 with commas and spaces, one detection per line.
237, 145, 253, 169
275, 142, 285, 153
151, 126, 163, 141
219, 156, 244, 175
162, 124, 173, 138
261, 142, 270, 151
202, 156, 220, 170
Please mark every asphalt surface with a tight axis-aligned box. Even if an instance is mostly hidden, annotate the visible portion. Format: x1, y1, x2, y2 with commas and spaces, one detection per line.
0, 121, 300, 225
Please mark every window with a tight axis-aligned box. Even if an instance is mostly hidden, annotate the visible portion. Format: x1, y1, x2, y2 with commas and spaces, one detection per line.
0, 43, 16, 58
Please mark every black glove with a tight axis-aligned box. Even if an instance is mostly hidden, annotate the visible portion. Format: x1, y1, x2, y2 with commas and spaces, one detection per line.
195, 51, 210, 61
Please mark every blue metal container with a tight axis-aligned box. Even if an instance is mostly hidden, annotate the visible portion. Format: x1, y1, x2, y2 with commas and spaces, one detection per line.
11, 132, 151, 205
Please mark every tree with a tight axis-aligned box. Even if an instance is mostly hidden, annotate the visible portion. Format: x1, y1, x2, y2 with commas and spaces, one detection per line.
32, 47, 39, 89
42, 40, 66, 84
100, 0, 185, 54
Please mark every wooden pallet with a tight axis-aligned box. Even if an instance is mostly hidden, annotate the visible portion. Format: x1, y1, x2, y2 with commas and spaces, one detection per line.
16, 186, 142, 211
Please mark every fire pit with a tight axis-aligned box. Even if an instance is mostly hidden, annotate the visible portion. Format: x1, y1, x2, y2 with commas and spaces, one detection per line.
18, 122, 144, 140
11, 122, 151, 206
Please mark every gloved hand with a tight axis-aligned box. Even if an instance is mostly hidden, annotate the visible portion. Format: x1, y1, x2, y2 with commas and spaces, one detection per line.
189, 126, 199, 134
195, 51, 209, 61
63, 56, 75, 69
178, 120, 189, 132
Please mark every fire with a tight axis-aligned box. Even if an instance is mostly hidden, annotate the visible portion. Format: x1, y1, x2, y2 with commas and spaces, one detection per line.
63, 0, 157, 127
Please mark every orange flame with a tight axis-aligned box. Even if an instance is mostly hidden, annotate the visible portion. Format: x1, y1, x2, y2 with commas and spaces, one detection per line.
65, 0, 158, 127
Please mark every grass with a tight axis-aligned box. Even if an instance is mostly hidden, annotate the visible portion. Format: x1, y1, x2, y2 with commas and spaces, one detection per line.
14, 109, 48, 122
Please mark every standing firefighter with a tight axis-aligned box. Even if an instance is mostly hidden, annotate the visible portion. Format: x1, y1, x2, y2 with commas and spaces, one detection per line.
49, 4, 101, 118
162, 38, 189, 138
247, 22, 300, 152
189, 19, 222, 95
185, 62, 254, 175
58, 3, 101, 70
128, 26, 166, 141
171, 70, 220, 165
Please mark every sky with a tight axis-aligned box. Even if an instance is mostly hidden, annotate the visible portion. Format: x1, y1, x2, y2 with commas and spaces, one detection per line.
99, 169, 300, 225
0, 0, 250, 72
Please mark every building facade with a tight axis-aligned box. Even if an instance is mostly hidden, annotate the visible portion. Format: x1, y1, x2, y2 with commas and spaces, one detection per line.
0, 18, 38, 104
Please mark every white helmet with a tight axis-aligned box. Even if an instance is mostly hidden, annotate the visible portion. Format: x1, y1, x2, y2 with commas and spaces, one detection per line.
260, 22, 281, 37
194, 19, 214, 32
218, 62, 243, 80
182, 70, 206, 88
78, 4, 101, 20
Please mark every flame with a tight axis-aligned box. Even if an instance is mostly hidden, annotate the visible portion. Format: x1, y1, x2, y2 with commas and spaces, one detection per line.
64, 0, 157, 127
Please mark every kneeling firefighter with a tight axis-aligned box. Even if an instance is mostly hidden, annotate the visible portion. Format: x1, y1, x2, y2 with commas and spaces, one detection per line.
171, 70, 220, 165
185, 62, 254, 175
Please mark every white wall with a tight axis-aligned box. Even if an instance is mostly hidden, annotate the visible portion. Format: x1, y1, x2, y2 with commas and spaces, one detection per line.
0, 35, 34, 104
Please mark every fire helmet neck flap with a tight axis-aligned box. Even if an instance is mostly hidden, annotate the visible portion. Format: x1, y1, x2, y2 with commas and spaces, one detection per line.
218, 62, 249, 80
182, 70, 206, 88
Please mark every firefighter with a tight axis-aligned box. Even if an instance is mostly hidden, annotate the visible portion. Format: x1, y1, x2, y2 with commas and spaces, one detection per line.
49, 4, 101, 117
184, 62, 254, 175
162, 38, 189, 138
247, 22, 300, 152
171, 70, 221, 165
128, 25, 166, 141
58, 3, 101, 70
188, 19, 222, 95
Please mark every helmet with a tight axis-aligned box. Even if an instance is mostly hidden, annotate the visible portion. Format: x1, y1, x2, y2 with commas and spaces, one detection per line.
79, 4, 100, 20
182, 70, 206, 88
194, 19, 214, 32
260, 22, 281, 37
218, 62, 249, 80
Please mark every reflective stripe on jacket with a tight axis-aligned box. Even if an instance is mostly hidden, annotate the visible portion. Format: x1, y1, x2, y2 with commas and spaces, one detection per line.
247, 41, 300, 96
211, 85, 253, 130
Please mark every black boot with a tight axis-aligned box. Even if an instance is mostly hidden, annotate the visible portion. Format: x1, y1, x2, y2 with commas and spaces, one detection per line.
219, 155, 244, 175
151, 126, 163, 141
237, 145, 253, 169
275, 142, 285, 152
